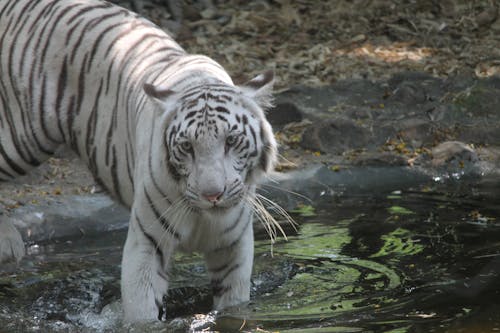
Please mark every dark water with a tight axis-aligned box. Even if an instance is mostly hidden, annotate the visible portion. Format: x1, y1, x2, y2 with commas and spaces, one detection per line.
1, 174, 499, 332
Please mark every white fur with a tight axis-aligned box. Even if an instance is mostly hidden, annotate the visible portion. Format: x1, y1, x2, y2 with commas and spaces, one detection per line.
0, 0, 276, 322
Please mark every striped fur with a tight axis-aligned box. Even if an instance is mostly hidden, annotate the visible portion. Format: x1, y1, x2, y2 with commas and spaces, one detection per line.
0, 0, 277, 322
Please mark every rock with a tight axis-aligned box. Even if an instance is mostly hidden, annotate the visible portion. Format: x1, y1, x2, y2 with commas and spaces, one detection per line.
267, 102, 303, 129
395, 117, 435, 146
390, 81, 428, 105
352, 152, 408, 167
431, 141, 478, 168
475, 5, 498, 28
9, 195, 129, 243
300, 118, 370, 154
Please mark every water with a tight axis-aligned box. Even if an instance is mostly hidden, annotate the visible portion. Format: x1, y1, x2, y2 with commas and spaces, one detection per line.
1, 173, 499, 332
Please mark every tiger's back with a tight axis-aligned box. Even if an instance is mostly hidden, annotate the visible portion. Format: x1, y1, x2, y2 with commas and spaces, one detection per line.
0, 0, 278, 322
0, 0, 229, 205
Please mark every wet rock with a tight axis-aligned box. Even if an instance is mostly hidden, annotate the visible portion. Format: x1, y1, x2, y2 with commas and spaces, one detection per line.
189, 312, 217, 332
395, 117, 435, 146
9, 195, 129, 243
251, 258, 299, 296
390, 81, 429, 105
452, 78, 500, 116
411, 140, 483, 177
457, 124, 500, 144
431, 141, 478, 168
165, 286, 212, 318
475, 5, 498, 28
352, 152, 408, 167
300, 118, 370, 154
24, 268, 119, 322
388, 72, 442, 97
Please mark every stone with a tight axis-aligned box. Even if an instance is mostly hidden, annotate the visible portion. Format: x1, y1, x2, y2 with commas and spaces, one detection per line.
431, 141, 478, 167
300, 118, 370, 154
352, 152, 408, 167
267, 102, 303, 129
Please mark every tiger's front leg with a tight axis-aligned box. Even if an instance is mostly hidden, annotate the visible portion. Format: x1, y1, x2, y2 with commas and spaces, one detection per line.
204, 220, 254, 310
121, 214, 173, 322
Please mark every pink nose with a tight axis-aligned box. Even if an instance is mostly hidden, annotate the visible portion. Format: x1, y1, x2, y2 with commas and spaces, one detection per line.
203, 191, 223, 203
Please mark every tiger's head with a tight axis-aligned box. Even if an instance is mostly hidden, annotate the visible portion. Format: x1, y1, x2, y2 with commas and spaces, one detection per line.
144, 71, 277, 211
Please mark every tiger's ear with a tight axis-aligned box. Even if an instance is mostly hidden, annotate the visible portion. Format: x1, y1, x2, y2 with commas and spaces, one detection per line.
144, 83, 178, 115
239, 70, 274, 110
144, 83, 175, 101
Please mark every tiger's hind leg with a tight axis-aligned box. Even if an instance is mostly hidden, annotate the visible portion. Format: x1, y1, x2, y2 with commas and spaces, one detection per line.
0, 217, 25, 264
0, 122, 57, 264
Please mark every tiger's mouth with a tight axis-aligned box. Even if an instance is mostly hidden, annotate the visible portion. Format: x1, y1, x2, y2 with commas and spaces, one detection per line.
185, 191, 245, 211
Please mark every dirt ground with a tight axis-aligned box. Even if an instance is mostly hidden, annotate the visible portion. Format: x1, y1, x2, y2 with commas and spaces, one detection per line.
1, 0, 499, 214
134, 0, 500, 86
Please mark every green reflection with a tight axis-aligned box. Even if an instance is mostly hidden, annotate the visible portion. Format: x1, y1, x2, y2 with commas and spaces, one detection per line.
274, 222, 351, 260
250, 221, 402, 321
387, 206, 415, 215
370, 228, 423, 259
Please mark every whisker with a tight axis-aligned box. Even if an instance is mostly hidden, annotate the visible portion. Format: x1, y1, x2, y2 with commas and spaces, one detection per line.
154, 197, 187, 249
256, 193, 298, 230
247, 194, 289, 242
253, 195, 288, 241
246, 196, 280, 256
259, 182, 312, 204
276, 153, 298, 168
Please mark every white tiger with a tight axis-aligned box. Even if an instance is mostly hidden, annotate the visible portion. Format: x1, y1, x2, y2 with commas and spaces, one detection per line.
0, 0, 277, 322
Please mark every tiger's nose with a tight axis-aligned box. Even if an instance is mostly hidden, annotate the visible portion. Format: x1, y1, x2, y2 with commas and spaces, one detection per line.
203, 191, 223, 203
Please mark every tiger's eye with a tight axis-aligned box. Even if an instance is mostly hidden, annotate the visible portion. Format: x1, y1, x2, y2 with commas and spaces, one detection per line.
226, 135, 237, 147
180, 141, 192, 151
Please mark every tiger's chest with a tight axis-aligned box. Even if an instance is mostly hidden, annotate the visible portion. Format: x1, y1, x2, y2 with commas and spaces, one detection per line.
177, 203, 251, 253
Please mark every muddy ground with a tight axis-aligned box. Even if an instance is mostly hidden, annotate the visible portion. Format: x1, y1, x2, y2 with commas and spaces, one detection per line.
1, 0, 499, 228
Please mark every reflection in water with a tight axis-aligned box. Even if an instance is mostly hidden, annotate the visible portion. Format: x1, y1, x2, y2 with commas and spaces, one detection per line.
1, 176, 500, 332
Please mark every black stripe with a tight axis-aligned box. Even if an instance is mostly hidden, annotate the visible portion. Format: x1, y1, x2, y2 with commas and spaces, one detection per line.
67, 95, 78, 152
148, 121, 175, 198
39, 74, 60, 142
214, 106, 230, 114
110, 145, 123, 203
135, 212, 164, 263
65, 17, 84, 46
69, 7, 122, 64
35, 1, 62, 77
212, 218, 251, 253
75, 53, 89, 116
125, 146, 135, 195
210, 263, 241, 296
104, 104, 118, 167
87, 19, 128, 71
0, 141, 26, 176
39, 3, 75, 72
144, 187, 180, 240
184, 110, 198, 120
0, 157, 15, 179
212, 284, 231, 297
223, 205, 247, 234
55, 56, 69, 141
65, 3, 112, 25
26, 0, 54, 34
85, 79, 103, 160
2, 8, 54, 158
217, 114, 228, 122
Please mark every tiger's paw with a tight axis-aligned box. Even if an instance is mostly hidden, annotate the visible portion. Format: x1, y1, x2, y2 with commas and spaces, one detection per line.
0, 219, 25, 264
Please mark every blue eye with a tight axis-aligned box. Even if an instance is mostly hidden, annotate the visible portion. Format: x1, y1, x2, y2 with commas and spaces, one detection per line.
180, 141, 192, 151
226, 135, 237, 147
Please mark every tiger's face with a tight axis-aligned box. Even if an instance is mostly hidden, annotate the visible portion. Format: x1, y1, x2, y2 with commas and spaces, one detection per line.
145, 72, 276, 211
